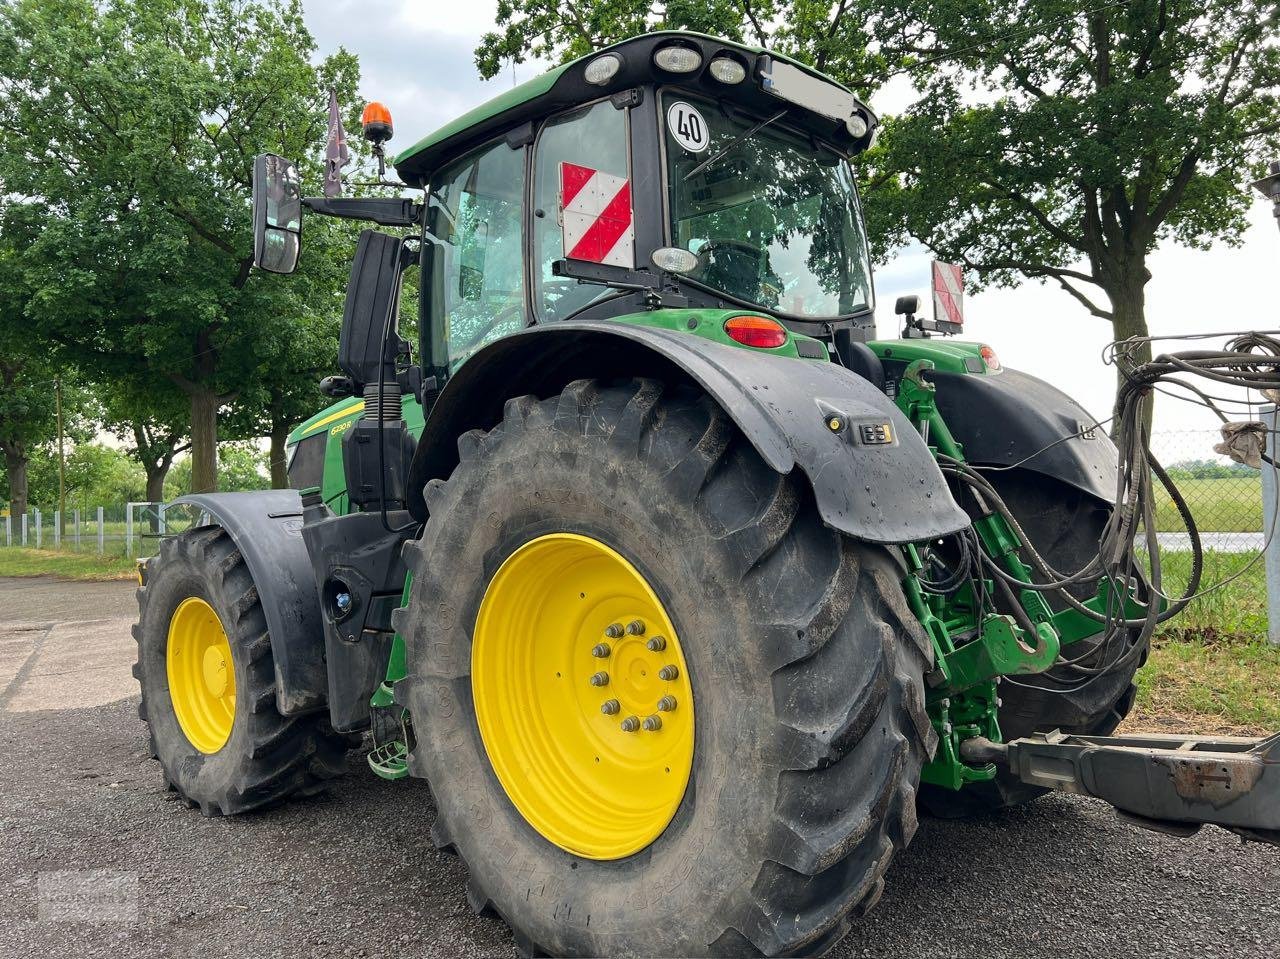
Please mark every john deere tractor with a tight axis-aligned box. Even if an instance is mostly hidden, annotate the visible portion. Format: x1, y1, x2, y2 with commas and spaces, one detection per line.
134, 32, 1280, 958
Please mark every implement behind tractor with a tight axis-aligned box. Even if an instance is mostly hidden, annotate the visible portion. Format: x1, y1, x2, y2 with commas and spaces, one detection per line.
133, 33, 1279, 958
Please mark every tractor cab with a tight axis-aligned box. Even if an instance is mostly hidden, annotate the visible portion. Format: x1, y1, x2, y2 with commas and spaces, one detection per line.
256, 32, 880, 393
396, 32, 879, 370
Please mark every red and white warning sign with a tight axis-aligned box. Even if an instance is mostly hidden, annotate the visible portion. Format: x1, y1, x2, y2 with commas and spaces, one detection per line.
560, 162, 634, 268
932, 260, 964, 328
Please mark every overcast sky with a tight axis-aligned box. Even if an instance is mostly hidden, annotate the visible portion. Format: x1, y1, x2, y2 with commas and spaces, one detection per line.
303, 1, 1280, 458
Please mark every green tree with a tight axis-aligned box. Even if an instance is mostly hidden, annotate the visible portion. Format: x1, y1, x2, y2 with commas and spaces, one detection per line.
26, 442, 147, 510
479, 1, 1280, 418
863, 0, 1280, 413
99, 376, 192, 503
164, 442, 271, 498
0, 203, 64, 519
0, 0, 361, 492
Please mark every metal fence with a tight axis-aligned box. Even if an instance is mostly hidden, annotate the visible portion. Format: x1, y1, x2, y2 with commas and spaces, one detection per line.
0, 431, 1269, 633
0, 501, 202, 557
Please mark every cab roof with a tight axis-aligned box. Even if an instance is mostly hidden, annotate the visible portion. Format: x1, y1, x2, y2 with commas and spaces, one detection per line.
392, 31, 873, 189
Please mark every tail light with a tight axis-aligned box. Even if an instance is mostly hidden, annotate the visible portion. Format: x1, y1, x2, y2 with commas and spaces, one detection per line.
980, 345, 1001, 371
725, 315, 787, 349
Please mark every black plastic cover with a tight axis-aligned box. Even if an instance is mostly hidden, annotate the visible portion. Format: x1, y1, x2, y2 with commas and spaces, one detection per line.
339, 230, 406, 387
407, 321, 970, 544
341, 418, 416, 511
172, 490, 327, 715
300, 505, 413, 732
930, 367, 1118, 503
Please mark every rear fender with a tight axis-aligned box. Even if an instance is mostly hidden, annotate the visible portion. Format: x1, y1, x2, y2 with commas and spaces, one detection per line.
408, 321, 970, 544
172, 490, 326, 716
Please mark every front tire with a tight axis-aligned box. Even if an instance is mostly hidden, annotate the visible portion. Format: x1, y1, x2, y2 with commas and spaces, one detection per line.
133, 528, 354, 815
397, 379, 936, 957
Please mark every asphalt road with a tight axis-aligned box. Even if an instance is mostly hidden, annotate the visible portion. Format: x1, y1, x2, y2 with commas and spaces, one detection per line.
1, 575, 1277, 959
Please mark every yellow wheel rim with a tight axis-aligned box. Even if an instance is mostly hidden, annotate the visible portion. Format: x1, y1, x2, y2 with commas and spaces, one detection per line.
167, 596, 236, 754
472, 533, 695, 860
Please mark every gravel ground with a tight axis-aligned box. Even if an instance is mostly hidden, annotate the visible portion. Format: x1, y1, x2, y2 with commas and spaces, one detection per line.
1, 576, 1277, 958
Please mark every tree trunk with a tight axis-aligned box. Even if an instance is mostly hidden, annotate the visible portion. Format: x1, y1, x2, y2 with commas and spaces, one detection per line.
3, 444, 29, 521
269, 420, 291, 489
190, 387, 220, 493
144, 464, 169, 505
1106, 271, 1154, 438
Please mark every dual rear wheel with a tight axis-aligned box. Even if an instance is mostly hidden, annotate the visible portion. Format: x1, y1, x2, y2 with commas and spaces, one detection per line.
134, 529, 354, 816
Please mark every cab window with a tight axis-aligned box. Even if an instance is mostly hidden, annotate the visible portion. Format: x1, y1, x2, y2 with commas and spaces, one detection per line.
532, 100, 629, 322
425, 139, 526, 371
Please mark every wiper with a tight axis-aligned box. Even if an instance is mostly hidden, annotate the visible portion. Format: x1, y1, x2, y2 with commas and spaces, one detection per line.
683, 109, 787, 181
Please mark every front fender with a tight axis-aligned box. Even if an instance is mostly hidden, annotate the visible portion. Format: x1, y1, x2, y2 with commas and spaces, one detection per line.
172, 490, 327, 715
410, 321, 970, 544
931, 367, 1118, 504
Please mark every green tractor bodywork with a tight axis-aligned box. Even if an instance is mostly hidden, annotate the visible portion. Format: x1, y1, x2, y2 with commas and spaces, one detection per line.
261, 27, 1140, 791
133, 30, 1280, 957
288, 325, 1135, 788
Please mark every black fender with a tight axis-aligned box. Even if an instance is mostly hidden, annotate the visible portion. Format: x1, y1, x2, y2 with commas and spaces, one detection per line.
930, 367, 1118, 504
409, 321, 970, 544
172, 490, 327, 716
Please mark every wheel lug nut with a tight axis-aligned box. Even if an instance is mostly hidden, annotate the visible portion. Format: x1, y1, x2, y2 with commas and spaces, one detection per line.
604, 623, 624, 638
657, 695, 677, 712
646, 636, 667, 652
626, 619, 646, 635
658, 665, 679, 681
600, 699, 620, 715
642, 715, 663, 731
620, 716, 640, 732
589, 671, 610, 687
591, 643, 611, 658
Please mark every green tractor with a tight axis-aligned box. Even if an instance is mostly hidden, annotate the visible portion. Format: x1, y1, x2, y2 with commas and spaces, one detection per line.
134, 32, 1279, 958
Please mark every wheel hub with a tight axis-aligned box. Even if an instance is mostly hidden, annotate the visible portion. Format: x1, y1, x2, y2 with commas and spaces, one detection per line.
472, 533, 695, 860
167, 596, 236, 754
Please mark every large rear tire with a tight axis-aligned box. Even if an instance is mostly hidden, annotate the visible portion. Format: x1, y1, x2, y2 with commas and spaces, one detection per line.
133, 527, 355, 815
920, 470, 1146, 817
397, 379, 936, 957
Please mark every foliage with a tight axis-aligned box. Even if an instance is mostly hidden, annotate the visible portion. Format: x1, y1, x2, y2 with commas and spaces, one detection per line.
0, 0, 362, 491
476, 0, 882, 89
22, 443, 147, 510
1166, 458, 1256, 480
478, 1, 1280, 418
164, 442, 272, 499
863, 1, 1280, 345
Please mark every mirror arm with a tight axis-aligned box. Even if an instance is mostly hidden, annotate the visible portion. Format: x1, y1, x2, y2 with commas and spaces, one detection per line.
302, 196, 424, 228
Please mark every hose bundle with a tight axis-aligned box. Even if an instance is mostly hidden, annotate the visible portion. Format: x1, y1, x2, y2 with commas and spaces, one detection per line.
925, 330, 1280, 694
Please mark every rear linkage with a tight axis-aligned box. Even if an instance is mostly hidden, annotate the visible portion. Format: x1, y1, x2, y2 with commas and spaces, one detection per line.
894, 357, 1280, 846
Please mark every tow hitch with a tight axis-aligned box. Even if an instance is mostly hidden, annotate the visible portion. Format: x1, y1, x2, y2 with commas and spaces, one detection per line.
961, 732, 1280, 845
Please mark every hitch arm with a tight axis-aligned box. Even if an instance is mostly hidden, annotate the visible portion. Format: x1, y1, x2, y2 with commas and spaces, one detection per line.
962, 731, 1280, 845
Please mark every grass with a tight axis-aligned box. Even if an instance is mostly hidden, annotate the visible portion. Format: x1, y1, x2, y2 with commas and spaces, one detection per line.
1122, 548, 1280, 734
0, 547, 138, 581
0, 540, 1274, 732
1153, 475, 1261, 533
1131, 633, 1280, 734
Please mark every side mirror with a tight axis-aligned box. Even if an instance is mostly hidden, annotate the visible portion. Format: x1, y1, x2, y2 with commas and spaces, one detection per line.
252, 153, 302, 274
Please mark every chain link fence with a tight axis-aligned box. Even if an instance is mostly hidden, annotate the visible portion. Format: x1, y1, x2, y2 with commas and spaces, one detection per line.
1147, 429, 1269, 637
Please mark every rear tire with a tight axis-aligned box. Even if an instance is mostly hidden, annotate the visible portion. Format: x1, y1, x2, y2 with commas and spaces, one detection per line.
397, 379, 937, 957
920, 470, 1146, 817
133, 527, 355, 815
